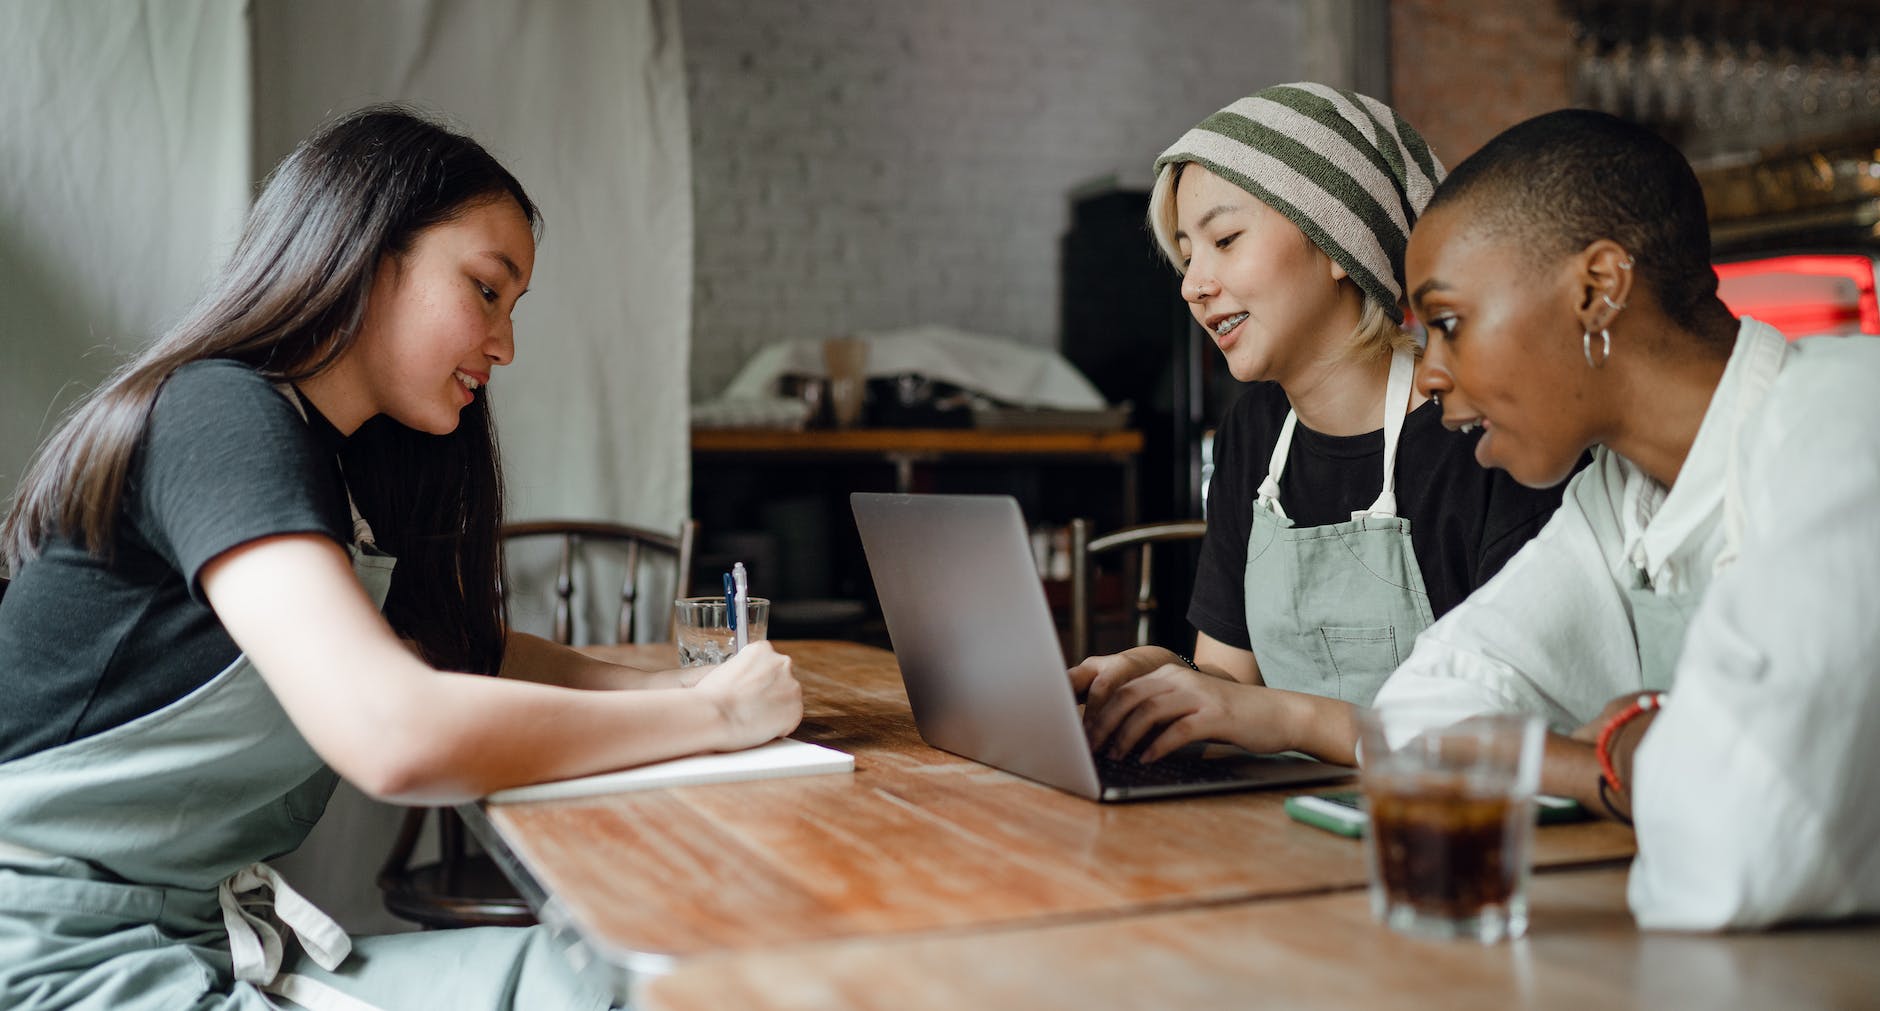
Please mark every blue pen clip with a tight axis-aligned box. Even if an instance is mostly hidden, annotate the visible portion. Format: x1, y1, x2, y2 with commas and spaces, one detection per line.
723, 572, 737, 629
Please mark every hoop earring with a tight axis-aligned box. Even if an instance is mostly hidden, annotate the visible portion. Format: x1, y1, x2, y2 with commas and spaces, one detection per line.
1583, 328, 1611, 368
1601, 293, 1625, 313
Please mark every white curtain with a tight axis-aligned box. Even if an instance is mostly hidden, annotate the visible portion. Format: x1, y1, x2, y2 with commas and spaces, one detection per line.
250, 0, 693, 537
0, 0, 251, 503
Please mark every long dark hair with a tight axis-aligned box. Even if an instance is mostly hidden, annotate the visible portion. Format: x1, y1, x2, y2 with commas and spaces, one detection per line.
1, 104, 539, 675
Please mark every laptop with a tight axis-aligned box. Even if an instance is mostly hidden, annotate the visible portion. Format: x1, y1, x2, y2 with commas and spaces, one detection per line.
851, 492, 1354, 801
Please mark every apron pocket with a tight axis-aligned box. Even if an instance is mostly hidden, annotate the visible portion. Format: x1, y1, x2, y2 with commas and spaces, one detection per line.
285, 766, 342, 827
1316, 625, 1400, 703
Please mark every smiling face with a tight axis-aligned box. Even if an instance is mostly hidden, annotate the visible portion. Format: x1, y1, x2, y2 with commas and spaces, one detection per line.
348, 196, 537, 435
1172, 165, 1359, 384
1405, 204, 1607, 488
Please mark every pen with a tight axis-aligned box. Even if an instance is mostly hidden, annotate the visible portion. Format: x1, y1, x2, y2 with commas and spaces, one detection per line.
723, 572, 736, 630
732, 562, 749, 653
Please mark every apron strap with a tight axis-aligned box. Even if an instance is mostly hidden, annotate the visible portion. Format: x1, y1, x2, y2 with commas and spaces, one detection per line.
218, 861, 390, 1011
272, 384, 379, 549
1354, 348, 1416, 520
217, 862, 351, 980
1258, 348, 1417, 522
1254, 411, 1300, 520
267, 973, 389, 1011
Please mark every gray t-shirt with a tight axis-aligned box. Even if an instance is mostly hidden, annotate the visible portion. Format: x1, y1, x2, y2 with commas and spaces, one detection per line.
0, 360, 351, 763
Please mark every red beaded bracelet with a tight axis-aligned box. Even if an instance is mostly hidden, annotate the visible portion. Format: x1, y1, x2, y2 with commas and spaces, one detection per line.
1595, 691, 1667, 793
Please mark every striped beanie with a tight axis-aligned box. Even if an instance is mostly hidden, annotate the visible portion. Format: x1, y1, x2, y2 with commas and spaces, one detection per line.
1154, 82, 1444, 323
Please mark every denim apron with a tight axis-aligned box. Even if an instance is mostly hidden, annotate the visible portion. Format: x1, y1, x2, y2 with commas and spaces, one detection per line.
1625, 325, 1786, 690
0, 389, 609, 1011
1242, 348, 1433, 705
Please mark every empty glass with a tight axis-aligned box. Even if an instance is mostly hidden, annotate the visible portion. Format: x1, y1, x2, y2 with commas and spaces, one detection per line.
673, 596, 770, 667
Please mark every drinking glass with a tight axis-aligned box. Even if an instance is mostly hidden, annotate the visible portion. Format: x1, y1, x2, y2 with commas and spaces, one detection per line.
672, 596, 770, 667
1355, 707, 1545, 943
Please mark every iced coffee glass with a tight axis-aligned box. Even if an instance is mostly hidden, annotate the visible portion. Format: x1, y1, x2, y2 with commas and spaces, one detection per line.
1355, 706, 1545, 943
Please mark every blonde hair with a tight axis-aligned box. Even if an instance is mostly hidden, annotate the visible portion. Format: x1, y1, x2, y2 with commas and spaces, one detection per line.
1147, 161, 1417, 363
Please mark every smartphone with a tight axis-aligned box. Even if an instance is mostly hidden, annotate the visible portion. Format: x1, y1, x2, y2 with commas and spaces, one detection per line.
1283, 790, 1589, 838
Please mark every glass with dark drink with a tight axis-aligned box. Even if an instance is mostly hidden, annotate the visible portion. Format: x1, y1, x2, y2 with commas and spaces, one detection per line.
1356, 709, 1544, 943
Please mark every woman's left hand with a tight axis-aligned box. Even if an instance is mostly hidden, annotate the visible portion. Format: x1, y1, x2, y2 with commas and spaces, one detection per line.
1560, 691, 1663, 819
1569, 690, 1661, 743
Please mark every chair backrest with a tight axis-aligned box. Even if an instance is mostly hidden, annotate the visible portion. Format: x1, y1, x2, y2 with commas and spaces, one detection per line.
1068, 517, 1207, 662
499, 519, 696, 645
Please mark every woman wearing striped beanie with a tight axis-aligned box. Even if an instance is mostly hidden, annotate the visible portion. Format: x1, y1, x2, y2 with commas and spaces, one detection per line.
1075, 83, 1578, 768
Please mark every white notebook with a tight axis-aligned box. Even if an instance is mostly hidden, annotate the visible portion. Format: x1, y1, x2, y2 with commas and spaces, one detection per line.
485, 738, 854, 804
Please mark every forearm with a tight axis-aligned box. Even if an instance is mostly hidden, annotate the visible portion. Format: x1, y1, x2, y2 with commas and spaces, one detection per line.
207, 536, 747, 804
1541, 732, 1608, 813
354, 666, 734, 804
1270, 690, 1357, 765
499, 630, 687, 690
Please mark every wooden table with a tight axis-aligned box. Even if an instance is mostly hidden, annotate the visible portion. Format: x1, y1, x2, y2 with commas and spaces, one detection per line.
642, 868, 1880, 1010
467, 641, 1637, 1004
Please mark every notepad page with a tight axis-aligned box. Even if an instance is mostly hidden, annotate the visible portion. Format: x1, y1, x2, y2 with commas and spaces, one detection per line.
485, 738, 854, 804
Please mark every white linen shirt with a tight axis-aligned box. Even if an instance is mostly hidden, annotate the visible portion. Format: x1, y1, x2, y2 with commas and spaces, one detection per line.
1374, 318, 1880, 930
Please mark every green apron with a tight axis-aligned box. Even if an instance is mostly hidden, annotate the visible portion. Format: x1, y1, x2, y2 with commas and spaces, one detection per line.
0, 389, 609, 1011
1623, 325, 1786, 690
1242, 348, 1433, 705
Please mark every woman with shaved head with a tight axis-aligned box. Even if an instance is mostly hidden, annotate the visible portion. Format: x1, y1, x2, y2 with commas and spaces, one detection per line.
1383, 108, 1880, 929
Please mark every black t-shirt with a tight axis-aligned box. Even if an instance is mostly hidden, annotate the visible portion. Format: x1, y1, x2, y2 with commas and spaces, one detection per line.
1187, 381, 1573, 652
0, 360, 352, 764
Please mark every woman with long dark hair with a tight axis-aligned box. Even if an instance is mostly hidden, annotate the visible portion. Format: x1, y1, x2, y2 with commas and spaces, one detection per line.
1385, 108, 1880, 929
0, 106, 798, 1009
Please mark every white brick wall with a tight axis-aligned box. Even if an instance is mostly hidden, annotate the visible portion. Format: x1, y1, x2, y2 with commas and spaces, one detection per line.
682, 0, 1304, 399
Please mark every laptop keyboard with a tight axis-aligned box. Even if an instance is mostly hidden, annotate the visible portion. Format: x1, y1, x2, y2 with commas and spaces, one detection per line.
1093, 750, 1250, 789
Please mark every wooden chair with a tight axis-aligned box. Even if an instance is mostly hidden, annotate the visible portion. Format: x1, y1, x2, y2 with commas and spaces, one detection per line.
497, 519, 698, 644
1068, 518, 1207, 663
377, 518, 697, 930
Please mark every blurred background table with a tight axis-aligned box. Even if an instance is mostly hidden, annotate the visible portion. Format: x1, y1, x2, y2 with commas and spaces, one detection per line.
692, 427, 1143, 506
689, 429, 1146, 644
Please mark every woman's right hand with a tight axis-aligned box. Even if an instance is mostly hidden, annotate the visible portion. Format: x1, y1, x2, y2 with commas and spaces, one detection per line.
693, 641, 804, 750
